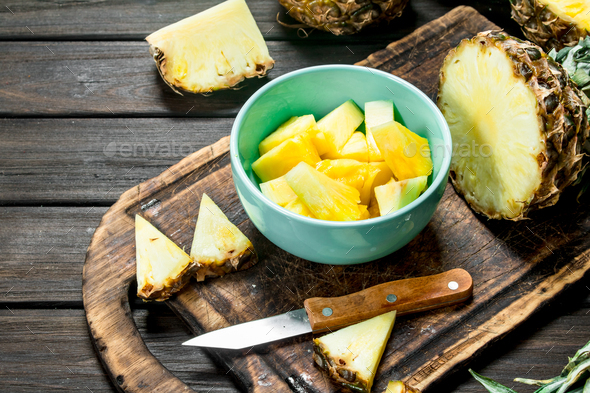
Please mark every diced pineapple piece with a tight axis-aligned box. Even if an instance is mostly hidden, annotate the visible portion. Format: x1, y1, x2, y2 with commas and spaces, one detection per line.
372, 120, 433, 181
358, 204, 370, 220
313, 311, 397, 393
259, 115, 328, 156
324, 131, 369, 162
368, 196, 381, 218
365, 100, 394, 162
315, 159, 378, 205
252, 134, 320, 182
136, 215, 198, 301
369, 161, 395, 195
260, 176, 297, 207
284, 198, 316, 218
284, 162, 361, 221
374, 176, 428, 216
359, 164, 381, 207
190, 194, 257, 281
317, 100, 364, 156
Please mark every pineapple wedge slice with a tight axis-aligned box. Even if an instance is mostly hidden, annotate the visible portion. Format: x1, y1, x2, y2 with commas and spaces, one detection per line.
374, 176, 428, 216
190, 194, 257, 281
365, 100, 394, 162
318, 100, 365, 156
372, 120, 433, 181
313, 311, 397, 393
324, 131, 369, 162
284, 198, 316, 218
260, 176, 298, 207
384, 381, 422, 393
285, 162, 361, 221
135, 215, 199, 301
259, 115, 329, 156
145, 0, 274, 95
315, 159, 378, 206
369, 161, 395, 199
252, 134, 321, 182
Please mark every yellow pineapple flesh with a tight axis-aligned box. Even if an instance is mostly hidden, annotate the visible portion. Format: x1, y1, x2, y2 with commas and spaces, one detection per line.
260, 176, 298, 207
145, 0, 274, 95
374, 176, 428, 216
315, 159, 379, 205
284, 198, 316, 218
259, 115, 328, 156
284, 162, 361, 221
365, 100, 394, 162
317, 100, 365, 156
324, 131, 369, 162
135, 215, 198, 301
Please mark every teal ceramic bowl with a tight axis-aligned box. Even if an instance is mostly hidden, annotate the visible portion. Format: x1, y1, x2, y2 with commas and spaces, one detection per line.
230, 65, 451, 264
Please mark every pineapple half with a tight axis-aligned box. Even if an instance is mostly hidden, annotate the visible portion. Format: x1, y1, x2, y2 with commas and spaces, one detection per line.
190, 194, 257, 281
135, 215, 199, 301
313, 311, 397, 393
438, 31, 589, 220
511, 0, 590, 51
145, 0, 274, 95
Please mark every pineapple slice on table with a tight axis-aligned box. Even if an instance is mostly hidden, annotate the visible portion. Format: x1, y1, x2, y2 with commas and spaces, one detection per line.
437, 32, 588, 219
313, 311, 397, 393
190, 194, 257, 281
315, 159, 379, 206
284, 198, 316, 218
324, 131, 369, 162
372, 120, 432, 181
259, 115, 329, 156
317, 100, 365, 157
384, 381, 422, 393
135, 215, 199, 301
260, 176, 297, 207
365, 100, 395, 162
145, 0, 274, 95
374, 176, 428, 216
284, 162, 362, 221
252, 134, 321, 182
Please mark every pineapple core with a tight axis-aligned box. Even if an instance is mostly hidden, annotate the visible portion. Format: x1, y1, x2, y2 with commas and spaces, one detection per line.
539, 0, 590, 31
438, 41, 544, 219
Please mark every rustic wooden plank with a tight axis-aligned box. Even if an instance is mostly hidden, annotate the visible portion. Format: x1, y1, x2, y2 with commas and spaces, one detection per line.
0, 307, 239, 392
0, 0, 518, 42
0, 41, 383, 117
0, 118, 232, 205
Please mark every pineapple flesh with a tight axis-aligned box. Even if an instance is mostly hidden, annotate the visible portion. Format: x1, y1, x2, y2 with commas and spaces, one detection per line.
260, 176, 298, 207
374, 176, 428, 216
145, 0, 274, 95
438, 31, 588, 219
259, 115, 328, 156
318, 100, 365, 156
190, 194, 257, 281
135, 215, 199, 301
324, 131, 369, 162
313, 311, 397, 393
511, 0, 590, 51
365, 100, 394, 162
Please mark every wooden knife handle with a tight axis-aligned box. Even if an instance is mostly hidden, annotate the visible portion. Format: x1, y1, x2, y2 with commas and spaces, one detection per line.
303, 268, 473, 332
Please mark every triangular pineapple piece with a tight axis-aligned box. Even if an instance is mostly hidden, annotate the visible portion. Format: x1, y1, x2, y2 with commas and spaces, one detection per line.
260, 176, 298, 207
313, 311, 397, 393
315, 159, 379, 206
374, 176, 428, 216
135, 215, 198, 301
145, 0, 274, 95
365, 100, 394, 162
372, 121, 433, 181
284, 198, 316, 218
190, 194, 257, 281
259, 115, 328, 156
323, 131, 369, 162
285, 162, 361, 221
317, 100, 365, 156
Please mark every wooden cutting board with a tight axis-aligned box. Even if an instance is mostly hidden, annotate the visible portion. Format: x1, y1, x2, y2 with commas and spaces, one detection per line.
83, 6, 590, 393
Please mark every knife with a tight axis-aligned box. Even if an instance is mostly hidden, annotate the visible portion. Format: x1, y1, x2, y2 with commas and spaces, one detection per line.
182, 268, 472, 350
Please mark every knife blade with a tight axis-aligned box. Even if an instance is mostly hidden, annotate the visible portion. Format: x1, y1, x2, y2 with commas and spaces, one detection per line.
182, 268, 472, 349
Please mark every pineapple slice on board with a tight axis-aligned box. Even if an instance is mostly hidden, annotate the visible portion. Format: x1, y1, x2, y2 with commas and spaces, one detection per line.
438, 32, 588, 219
365, 100, 395, 162
374, 176, 428, 216
145, 0, 274, 95
190, 194, 257, 281
259, 115, 329, 156
135, 215, 199, 301
252, 134, 321, 182
260, 176, 298, 207
313, 311, 397, 393
317, 100, 365, 157
285, 162, 362, 221
511, 0, 590, 51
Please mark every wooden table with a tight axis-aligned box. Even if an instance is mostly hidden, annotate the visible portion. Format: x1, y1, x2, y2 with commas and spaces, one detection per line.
0, 1, 588, 392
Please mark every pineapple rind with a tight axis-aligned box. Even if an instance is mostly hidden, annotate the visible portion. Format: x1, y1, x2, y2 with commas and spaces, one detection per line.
146, 0, 274, 95
438, 31, 589, 219
190, 194, 257, 281
511, 0, 589, 51
135, 215, 199, 301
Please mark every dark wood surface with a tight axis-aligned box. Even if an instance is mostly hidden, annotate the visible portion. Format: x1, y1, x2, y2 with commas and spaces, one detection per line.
1, 0, 589, 392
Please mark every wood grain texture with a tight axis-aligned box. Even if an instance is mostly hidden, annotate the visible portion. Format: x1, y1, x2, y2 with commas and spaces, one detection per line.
0, 118, 232, 205
79, 7, 590, 393
0, 41, 382, 117
0, 0, 519, 42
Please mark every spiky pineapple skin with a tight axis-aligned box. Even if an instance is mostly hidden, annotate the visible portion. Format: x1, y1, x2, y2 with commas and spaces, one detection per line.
438, 31, 589, 220
510, 0, 587, 51
313, 341, 371, 393
138, 261, 200, 301
278, 0, 409, 35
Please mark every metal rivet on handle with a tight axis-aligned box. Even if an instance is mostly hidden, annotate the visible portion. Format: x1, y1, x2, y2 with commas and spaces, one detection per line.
322, 307, 333, 317
386, 294, 397, 303
448, 281, 459, 290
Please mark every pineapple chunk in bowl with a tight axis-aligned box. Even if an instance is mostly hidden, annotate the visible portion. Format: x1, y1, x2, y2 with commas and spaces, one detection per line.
230, 65, 451, 264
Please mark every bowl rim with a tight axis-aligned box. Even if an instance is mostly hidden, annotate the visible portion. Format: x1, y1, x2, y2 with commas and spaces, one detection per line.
230, 64, 451, 228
